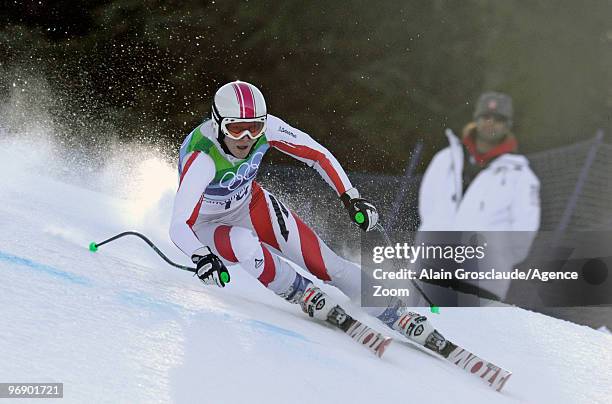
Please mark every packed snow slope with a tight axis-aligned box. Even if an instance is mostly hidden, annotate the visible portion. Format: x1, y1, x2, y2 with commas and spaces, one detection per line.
0, 134, 610, 404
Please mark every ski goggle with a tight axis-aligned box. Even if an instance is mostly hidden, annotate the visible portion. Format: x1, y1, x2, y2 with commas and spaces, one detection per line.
220, 116, 267, 140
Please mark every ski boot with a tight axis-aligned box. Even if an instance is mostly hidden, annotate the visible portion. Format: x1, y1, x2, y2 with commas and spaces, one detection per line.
299, 284, 346, 325
278, 272, 312, 304
300, 284, 393, 357
376, 299, 452, 355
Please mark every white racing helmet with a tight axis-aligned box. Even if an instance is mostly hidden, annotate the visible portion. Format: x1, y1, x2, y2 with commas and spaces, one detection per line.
212, 81, 267, 142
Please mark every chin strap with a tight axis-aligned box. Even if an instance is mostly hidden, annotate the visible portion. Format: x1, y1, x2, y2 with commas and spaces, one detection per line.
218, 133, 235, 156
211, 102, 235, 156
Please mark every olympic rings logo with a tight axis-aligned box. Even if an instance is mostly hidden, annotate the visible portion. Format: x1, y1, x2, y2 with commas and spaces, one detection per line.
219, 152, 263, 191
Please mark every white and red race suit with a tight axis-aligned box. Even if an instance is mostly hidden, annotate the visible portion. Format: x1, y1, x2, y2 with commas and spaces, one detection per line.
169, 114, 362, 300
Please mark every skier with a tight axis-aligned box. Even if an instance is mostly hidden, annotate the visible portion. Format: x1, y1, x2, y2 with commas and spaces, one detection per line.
417, 91, 540, 302
169, 80, 434, 346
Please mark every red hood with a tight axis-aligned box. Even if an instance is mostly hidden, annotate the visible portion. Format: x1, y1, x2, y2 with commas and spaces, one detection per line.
462, 122, 518, 167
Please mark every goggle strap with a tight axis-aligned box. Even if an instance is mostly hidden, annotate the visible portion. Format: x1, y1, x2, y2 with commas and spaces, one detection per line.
212, 102, 222, 123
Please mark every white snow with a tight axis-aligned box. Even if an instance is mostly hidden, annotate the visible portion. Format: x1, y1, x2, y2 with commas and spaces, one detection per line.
0, 133, 610, 404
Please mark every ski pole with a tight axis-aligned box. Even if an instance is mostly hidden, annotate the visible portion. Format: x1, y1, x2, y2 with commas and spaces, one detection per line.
373, 223, 439, 314
89, 231, 196, 273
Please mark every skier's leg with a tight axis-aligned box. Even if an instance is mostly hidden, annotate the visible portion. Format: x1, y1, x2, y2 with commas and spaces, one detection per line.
247, 183, 361, 302
192, 219, 344, 318
246, 184, 437, 345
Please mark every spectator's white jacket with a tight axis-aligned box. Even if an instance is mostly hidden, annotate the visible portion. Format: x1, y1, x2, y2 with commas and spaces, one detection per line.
417, 129, 541, 299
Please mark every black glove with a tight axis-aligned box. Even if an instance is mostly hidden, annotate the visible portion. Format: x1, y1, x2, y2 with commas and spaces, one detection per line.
191, 247, 231, 287
340, 188, 379, 232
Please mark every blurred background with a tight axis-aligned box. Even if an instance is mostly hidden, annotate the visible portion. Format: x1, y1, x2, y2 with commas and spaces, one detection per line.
1, 1, 611, 327
2, 0, 611, 170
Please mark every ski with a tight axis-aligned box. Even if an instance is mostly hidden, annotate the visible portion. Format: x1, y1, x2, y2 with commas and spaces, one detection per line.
326, 305, 393, 358
422, 330, 512, 392
343, 317, 393, 358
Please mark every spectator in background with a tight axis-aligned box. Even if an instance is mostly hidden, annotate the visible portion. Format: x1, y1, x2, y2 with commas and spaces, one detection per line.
417, 92, 541, 303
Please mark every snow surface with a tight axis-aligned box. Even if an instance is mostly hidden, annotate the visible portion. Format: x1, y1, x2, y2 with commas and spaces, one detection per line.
1, 133, 611, 404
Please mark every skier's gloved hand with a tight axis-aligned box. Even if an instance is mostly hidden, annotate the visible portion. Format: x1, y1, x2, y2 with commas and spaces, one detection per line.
191, 247, 230, 287
340, 187, 379, 232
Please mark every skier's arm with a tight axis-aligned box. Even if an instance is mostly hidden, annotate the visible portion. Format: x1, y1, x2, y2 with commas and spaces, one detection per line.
418, 150, 446, 230
507, 170, 541, 263
169, 152, 215, 256
266, 115, 378, 231
266, 115, 353, 196
510, 170, 540, 232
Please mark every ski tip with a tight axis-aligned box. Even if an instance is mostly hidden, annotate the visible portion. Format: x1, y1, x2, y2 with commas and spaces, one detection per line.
376, 337, 393, 358
88, 242, 98, 252
430, 305, 440, 314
